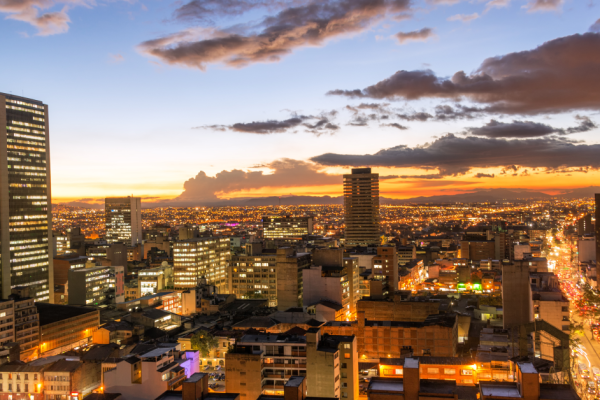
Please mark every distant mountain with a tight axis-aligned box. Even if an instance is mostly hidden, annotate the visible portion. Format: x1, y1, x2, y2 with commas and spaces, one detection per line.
55, 186, 600, 209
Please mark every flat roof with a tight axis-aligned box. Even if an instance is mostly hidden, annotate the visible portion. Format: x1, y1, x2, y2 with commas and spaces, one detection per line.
35, 303, 97, 326
480, 383, 521, 398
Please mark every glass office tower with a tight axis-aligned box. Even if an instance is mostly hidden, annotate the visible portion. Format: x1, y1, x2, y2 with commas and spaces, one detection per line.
0, 93, 53, 302
105, 196, 142, 246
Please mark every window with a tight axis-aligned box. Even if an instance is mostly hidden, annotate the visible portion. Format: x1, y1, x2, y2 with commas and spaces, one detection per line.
341, 373, 347, 379
34, 374, 37, 380
461, 369, 473, 376
344, 353, 350, 359
341, 383, 347, 388
463, 379, 473, 384
426, 368, 439, 374
342, 392, 348, 398
24, 374, 28, 380
162, 373, 169, 381
8, 384, 11, 391
444, 369, 456, 375
343, 344, 351, 349
25, 384, 28, 392
341, 363, 347, 369
16, 384, 20, 392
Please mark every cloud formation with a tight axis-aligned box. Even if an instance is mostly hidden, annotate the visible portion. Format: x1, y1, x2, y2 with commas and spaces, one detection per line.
590, 19, 600, 33
174, 158, 340, 201
328, 33, 600, 115
138, 0, 411, 70
197, 113, 339, 135
466, 116, 597, 138
525, 0, 564, 12
0, 0, 96, 35
447, 12, 479, 22
395, 28, 435, 44
311, 134, 600, 177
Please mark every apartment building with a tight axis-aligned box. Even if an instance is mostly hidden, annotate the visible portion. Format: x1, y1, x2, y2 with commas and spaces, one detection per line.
0, 363, 46, 400
103, 344, 199, 400
275, 248, 311, 311
173, 237, 231, 293
372, 246, 398, 292
306, 330, 358, 400
321, 311, 457, 361
226, 332, 307, 397
44, 359, 101, 400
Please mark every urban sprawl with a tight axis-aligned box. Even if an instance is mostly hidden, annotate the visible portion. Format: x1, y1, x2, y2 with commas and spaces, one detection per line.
1, 92, 598, 400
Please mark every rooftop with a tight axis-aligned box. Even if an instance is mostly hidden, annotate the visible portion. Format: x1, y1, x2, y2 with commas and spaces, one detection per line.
35, 303, 97, 326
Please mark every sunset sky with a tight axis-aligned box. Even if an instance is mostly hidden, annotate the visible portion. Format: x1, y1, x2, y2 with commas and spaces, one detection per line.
1, 0, 599, 206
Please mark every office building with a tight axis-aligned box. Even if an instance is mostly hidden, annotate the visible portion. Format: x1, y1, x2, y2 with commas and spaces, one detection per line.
230, 242, 278, 306
43, 359, 101, 400
173, 237, 231, 292
53, 253, 88, 286
343, 168, 380, 247
501, 263, 533, 329
36, 303, 99, 357
263, 215, 314, 239
0, 93, 53, 302
68, 265, 112, 306
578, 213, 593, 235
596, 193, 600, 263
54, 227, 85, 256
105, 196, 142, 246
0, 295, 39, 361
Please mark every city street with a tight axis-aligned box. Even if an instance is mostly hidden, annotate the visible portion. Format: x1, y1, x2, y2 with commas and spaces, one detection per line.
551, 230, 600, 399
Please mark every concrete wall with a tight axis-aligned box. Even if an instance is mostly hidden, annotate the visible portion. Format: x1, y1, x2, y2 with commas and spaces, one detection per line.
225, 352, 263, 400
579, 239, 597, 262
502, 263, 533, 329
302, 266, 342, 307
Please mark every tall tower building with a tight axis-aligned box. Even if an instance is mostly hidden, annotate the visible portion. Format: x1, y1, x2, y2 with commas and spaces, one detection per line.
596, 194, 600, 262
105, 196, 142, 246
0, 93, 53, 302
343, 168, 379, 247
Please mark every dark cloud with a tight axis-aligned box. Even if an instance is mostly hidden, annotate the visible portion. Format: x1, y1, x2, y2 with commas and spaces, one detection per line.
382, 122, 408, 130
396, 104, 484, 121
173, 0, 305, 22
311, 134, 600, 176
174, 159, 339, 201
197, 113, 338, 135
328, 33, 600, 115
138, 0, 411, 69
466, 116, 597, 138
380, 175, 399, 180
395, 28, 435, 44
474, 173, 495, 178
231, 117, 304, 134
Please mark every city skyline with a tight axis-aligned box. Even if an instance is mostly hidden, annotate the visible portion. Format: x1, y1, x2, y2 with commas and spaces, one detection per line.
1, 0, 599, 206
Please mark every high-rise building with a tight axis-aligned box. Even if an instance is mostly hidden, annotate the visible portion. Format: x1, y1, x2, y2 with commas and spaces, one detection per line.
173, 237, 231, 292
263, 215, 314, 239
105, 196, 142, 246
343, 168, 379, 247
0, 93, 53, 302
578, 213, 593, 235
596, 194, 600, 262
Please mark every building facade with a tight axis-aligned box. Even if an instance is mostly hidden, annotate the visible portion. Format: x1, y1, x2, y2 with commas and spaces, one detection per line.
263, 216, 313, 239
0, 93, 53, 303
104, 197, 142, 247
173, 237, 231, 292
343, 168, 380, 247
68, 266, 112, 306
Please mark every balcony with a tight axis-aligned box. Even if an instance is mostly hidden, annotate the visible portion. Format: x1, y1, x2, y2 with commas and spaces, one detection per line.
291, 351, 306, 357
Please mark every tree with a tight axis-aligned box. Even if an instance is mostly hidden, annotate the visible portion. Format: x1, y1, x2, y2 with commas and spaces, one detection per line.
190, 330, 219, 357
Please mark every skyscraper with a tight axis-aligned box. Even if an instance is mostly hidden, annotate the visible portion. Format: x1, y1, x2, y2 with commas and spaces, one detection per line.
343, 168, 380, 247
596, 194, 600, 262
0, 93, 53, 302
105, 196, 142, 246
